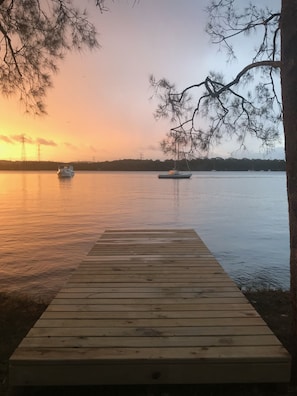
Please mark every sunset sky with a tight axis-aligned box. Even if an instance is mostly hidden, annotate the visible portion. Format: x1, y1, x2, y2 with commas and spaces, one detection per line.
0, 0, 284, 162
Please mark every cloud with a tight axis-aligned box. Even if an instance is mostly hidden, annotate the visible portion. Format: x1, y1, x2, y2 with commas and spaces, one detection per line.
226, 145, 285, 160
36, 138, 57, 146
64, 142, 78, 150
11, 134, 34, 144
144, 144, 159, 151
3, 134, 57, 147
0, 135, 13, 143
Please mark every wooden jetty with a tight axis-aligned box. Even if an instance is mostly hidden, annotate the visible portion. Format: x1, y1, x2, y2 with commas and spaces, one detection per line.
9, 229, 291, 386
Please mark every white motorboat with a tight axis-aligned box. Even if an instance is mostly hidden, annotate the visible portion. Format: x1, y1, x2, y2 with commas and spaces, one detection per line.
57, 165, 75, 178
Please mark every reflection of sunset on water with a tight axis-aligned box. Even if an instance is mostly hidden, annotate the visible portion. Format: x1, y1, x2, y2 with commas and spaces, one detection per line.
0, 171, 289, 301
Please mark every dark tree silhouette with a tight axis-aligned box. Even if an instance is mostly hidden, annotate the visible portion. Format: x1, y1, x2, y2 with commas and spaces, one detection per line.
0, 0, 107, 115
151, 0, 297, 381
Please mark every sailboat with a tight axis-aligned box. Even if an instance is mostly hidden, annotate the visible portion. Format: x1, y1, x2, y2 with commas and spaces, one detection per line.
158, 142, 192, 179
158, 168, 192, 179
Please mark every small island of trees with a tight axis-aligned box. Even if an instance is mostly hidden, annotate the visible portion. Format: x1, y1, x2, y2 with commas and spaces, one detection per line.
0, 158, 286, 172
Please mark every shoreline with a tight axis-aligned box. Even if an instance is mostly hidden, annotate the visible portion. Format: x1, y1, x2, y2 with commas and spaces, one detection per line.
0, 289, 293, 395
0, 158, 286, 172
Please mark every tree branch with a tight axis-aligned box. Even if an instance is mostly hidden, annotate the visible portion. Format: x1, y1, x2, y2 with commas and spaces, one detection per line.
216, 60, 281, 96
0, 22, 22, 76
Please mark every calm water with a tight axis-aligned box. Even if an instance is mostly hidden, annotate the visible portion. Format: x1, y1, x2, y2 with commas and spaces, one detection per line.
0, 171, 289, 302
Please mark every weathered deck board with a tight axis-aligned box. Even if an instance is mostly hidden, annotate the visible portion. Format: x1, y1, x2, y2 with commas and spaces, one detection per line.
9, 229, 291, 386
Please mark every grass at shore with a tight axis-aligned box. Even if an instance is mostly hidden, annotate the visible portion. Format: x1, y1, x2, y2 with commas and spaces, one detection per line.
0, 290, 294, 395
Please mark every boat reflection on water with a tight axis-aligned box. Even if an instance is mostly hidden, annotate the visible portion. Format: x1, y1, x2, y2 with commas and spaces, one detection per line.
58, 177, 73, 189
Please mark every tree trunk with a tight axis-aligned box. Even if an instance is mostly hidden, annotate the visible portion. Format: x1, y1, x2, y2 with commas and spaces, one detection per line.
281, 0, 297, 382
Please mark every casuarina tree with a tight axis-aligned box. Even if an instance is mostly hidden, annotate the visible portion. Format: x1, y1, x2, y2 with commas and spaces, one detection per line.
0, 0, 107, 115
151, 0, 297, 382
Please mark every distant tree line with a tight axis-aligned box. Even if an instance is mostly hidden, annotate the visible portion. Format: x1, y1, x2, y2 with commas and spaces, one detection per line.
0, 158, 286, 172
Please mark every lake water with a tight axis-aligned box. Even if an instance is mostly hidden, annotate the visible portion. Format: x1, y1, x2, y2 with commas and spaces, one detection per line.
0, 171, 289, 302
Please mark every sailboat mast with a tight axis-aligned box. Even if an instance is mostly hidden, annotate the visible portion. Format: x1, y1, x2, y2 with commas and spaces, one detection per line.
173, 139, 180, 170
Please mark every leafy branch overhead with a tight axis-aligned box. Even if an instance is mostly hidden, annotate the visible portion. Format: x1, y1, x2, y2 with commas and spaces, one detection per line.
0, 0, 106, 115
151, 0, 282, 156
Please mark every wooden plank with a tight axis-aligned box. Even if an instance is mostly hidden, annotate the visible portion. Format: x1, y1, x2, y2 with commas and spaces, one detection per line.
46, 303, 253, 311
9, 228, 291, 386
73, 268, 223, 274
39, 310, 260, 320
11, 345, 289, 361
30, 317, 269, 328
27, 325, 274, 337
18, 335, 281, 348
40, 297, 249, 305
58, 279, 234, 294
51, 292, 244, 299
57, 286, 239, 293
9, 361, 291, 386
67, 275, 231, 283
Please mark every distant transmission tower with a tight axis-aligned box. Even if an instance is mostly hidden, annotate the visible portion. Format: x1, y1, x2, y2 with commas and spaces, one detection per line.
37, 144, 41, 161
21, 135, 27, 162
